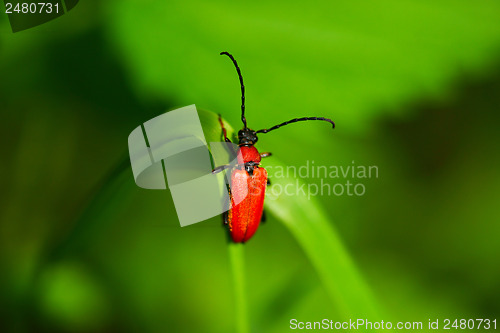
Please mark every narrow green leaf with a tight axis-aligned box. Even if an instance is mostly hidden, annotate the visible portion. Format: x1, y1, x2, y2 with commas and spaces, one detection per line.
199, 109, 380, 319
228, 243, 249, 333
265, 161, 379, 319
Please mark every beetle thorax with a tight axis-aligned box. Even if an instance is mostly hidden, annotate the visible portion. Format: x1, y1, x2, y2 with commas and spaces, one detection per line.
237, 146, 261, 165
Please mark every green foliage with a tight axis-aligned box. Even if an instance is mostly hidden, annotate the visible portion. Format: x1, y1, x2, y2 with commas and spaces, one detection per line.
1, 1, 500, 332
105, 0, 500, 132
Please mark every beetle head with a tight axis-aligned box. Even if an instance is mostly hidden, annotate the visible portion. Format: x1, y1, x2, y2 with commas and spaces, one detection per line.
238, 128, 258, 146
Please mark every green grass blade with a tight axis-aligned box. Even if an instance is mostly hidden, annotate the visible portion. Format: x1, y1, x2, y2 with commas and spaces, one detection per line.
228, 243, 249, 333
264, 160, 380, 319
198, 109, 380, 319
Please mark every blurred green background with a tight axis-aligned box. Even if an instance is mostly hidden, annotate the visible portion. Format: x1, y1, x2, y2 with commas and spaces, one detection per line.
1, 0, 500, 332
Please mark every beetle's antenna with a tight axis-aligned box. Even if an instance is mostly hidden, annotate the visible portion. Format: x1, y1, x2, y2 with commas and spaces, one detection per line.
220, 51, 247, 129
256, 117, 335, 134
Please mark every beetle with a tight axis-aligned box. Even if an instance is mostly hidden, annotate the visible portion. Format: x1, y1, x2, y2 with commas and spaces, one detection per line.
213, 51, 335, 243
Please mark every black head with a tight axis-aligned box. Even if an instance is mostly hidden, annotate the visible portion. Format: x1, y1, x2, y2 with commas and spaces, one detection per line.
238, 128, 258, 146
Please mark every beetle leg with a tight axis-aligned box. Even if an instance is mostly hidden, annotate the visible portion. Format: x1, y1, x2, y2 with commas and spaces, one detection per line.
223, 211, 229, 225
260, 152, 272, 158
261, 209, 267, 223
218, 114, 239, 160
218, 114, 232, 143
267, 178, 271, 185
212, 164, 231, 174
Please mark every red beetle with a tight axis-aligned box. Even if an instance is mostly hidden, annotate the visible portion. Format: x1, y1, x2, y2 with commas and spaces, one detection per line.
214, 52, 335, 243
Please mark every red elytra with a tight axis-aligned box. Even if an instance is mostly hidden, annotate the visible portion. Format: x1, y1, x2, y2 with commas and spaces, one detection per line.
228, 164, 267, 242
214, 52, 335, 243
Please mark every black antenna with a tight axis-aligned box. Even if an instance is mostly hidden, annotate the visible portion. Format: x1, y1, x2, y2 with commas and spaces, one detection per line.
256, 117, 335, 134
220, 52, 247, 128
